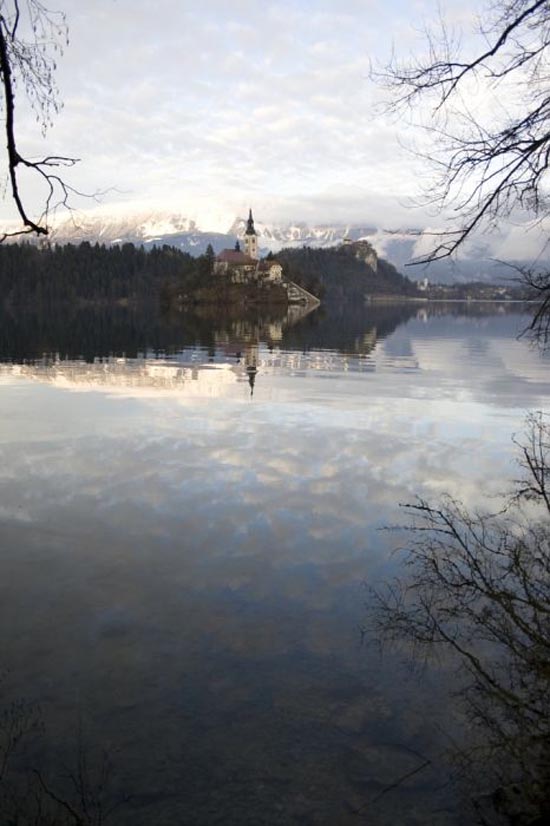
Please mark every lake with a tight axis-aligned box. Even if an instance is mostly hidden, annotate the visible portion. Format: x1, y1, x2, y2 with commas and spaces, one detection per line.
0, 302, 548, 825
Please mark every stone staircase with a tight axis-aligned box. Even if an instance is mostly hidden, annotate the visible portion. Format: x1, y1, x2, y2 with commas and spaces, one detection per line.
283, 280, 321, 306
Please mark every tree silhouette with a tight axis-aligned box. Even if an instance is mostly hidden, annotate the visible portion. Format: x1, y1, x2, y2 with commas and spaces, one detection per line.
205, 243, 215, 274
369, 412, 550, 822
377, 0, 550, 264
0, 1, 79, 241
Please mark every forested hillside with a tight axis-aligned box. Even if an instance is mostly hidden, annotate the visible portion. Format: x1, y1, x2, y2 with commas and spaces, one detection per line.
0, 242, 207, 305
278, 243, 419, 303
0, 240, 417, 307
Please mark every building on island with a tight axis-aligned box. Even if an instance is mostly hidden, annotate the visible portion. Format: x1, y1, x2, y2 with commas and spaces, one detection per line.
213, 208, 319, 306
214, 245, 257, 282
243, 208, 259, 260
214, 209, 282, 283
257, 258, 283, 281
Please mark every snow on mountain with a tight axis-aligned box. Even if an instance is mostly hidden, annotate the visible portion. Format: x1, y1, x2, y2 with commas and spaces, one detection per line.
228, 217, 378, 248
2, 205, 528, 284
46, 208, 380, 251
49, 209, 203, 245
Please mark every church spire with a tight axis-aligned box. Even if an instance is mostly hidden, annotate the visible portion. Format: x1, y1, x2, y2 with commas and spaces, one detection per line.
245, 208, 256, 236
243, 207, 259, 260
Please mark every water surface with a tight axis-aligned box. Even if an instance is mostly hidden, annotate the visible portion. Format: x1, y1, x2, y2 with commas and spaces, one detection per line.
0, 303, 548, 824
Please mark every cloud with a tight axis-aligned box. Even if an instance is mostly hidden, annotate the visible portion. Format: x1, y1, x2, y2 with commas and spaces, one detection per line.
3, 0, 543, 266
0, 0, 454, 228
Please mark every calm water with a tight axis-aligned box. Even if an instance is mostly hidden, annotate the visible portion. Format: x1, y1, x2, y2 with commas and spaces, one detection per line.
0, 303, 548, 824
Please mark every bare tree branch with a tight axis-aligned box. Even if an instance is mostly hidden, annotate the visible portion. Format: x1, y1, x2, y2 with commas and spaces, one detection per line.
0, 1, 81, 239
368, 412, 550, 821
375, 0, 550, 264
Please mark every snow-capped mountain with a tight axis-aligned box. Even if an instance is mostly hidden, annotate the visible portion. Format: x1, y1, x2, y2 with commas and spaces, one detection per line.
49, 210, 221, 248
47, 208, 385, 252
15, 206, 532, 285
228, 216, 379, 249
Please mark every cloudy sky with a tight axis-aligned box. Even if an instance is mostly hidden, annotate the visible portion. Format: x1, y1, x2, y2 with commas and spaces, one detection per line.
2, 0, 488, 230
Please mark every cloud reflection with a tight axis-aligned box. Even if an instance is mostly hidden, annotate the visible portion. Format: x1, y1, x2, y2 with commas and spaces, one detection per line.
2, 310, 548, 822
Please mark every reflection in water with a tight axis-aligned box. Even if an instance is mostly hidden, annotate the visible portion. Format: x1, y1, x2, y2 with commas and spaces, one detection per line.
0, 302, 544, 409
0, 299, 511, 364
0, 302, 547, 825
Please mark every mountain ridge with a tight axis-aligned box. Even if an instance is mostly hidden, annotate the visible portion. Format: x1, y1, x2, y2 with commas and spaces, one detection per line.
1, 207, 533, 285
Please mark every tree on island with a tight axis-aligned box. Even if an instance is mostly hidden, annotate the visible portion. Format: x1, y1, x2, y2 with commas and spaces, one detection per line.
0, 1, 79, 241
204, 243, 215, 275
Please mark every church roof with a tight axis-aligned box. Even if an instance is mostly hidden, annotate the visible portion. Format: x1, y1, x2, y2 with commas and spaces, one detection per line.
217, 249, 256, 265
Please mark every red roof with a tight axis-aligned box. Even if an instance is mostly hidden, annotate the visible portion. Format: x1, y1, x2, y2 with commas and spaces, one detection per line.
216, 249, 256, 265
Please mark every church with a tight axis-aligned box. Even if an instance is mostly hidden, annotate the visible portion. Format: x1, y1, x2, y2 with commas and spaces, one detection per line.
214, 210, 283, 283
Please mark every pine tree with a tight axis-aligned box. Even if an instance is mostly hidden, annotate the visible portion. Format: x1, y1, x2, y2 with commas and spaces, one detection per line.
205, 244, 215, 274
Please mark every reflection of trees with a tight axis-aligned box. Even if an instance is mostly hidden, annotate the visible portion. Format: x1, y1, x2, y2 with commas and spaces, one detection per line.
0, 304, 314, 364
0, 301, 530, 365
370, 414, 550, 823
279, 303, 416, 356
0, 305, 226, 363
280, 301, 529, 357
278, 301, 512, 356
281, 301, 529, 357
0, 688, 126, 825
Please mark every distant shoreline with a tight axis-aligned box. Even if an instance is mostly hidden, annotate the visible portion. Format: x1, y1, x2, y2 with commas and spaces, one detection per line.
365, 295, 534, 304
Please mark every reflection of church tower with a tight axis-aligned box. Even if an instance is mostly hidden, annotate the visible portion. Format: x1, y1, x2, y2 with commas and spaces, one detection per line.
244, 342, 258, 397
246, 363, 257, 397
243, 208, 258, 260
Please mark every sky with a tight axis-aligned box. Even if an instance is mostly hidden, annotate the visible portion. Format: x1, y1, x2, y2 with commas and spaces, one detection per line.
0, 0, 499, 233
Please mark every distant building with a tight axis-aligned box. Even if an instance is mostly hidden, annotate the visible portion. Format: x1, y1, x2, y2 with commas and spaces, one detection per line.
257, 259, 283, 282
339, 238, 378, 272
211, 210, 318, 305
214, 248, 257, 282
213, 209, 282, 283
243, 208, 259, 260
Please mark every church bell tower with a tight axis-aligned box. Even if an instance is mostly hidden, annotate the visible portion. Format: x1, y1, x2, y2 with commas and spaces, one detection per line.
243, 208, 258, 260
